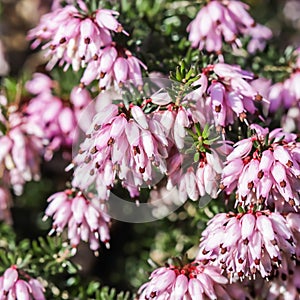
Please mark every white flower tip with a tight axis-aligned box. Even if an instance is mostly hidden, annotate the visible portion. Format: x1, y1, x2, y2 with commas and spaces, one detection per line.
65, 163, 75, 172
122, 29, 129, 36
71, 247, 77, 256
48, 228, 56, 236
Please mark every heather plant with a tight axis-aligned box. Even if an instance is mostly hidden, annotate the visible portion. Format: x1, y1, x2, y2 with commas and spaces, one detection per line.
1, 0, 300, 299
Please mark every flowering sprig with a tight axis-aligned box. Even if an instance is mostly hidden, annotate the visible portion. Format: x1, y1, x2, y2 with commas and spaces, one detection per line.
166, 122, 230, 202
187, 0, 272, 54
71, 101, 169, 200
44, 188, 110, 255
0, 266, 45, 300
138, 257, 232, 300
27, 0, 146, 90
0, 221, 81, 300
220, 124, 300, 210
198, 208, 297, 281
25, 72, 93, 160
0, 93, 43, 196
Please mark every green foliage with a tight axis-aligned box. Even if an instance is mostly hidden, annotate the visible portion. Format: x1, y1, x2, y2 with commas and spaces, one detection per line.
50, 67, 84, 97
108, 0, 198, 73
0, 222, 132, 299
223, 44, 297, 83
75, 281, 131, 300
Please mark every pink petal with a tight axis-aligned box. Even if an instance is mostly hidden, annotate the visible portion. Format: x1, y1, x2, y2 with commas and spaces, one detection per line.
110, 115, 127, 138
172, 274, 188, 299
188, 278, 204, 300
259, 149, 274, 176
125, 121, 140, 146
71, 195, 87, 225
3, 267, 18, 292
131, 106, 149, 129
227, 138, 252, 161
241, 213, 256, 240
99, 46, 118, 73
113, 57, 129, 84
256, 215, 275, 242
15, 280, 31, 300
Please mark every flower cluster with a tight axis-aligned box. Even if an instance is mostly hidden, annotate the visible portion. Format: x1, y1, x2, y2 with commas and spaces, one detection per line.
267, 48, 300, 132
268, 74, 300, 115
221, 124, 300, 209
198, 209, 296, 280
138, 260, 231, 300
44, 188, 110, 254
25, 72, 92, 160
187, 0, 272, 54
0, 95, 43, 196
186, 63, 266, 129
0, 266, 45, 300
27, 1, 146, 89
166, 145, 226, 203
80, 45, 146, 89
149, 104, 222, 202
71, 102, 169, 200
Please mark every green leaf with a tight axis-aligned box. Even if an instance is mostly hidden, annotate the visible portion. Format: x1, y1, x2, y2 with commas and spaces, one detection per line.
194, 152, 200, 162
202, 124, 210, 139
237, 206, 245, 213
180, 60, 186, 77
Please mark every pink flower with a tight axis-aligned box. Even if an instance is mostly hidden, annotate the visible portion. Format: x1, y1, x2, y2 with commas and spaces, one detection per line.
27, 3, 146, 89
95, 9, 126, 33
0, 100, 44, 195
25, 73, 53, 95
198, 209, 296, 280
26, 73, 93, 160
80, 46, 146, 89
27, 4, 116, 67
185, 63, 265, 129
243, 23, 273, 54
70, 86, 95, 132
71, 102, 169, 200
44, 188, 110, 254
220, 124, 300, 209
153, 105, 192, 150
138, 260, 229, 300
173, 107, 190, 150
167, 147, 225, 203
266, 51, 300, 133
0, 266, 45, 300
187, 0, 272, 53
268, 73, 300, 114
267, 49, 300, 119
